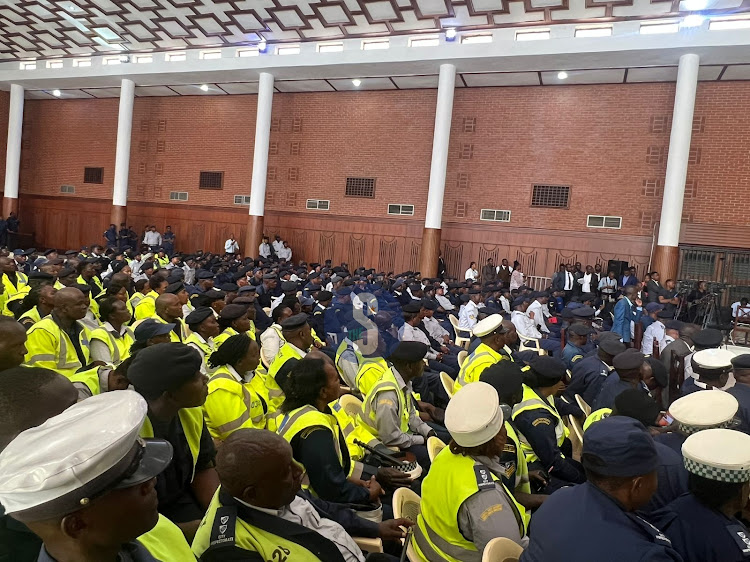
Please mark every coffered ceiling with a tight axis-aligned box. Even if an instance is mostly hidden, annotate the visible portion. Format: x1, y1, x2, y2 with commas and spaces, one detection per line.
2, 0, 749, 60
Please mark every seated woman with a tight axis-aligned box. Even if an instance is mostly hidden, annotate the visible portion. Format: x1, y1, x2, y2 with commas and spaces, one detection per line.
204, 334, 268, 441
88, 296, 135, 366
214, 303, 255, 351
412, 382, 528, 561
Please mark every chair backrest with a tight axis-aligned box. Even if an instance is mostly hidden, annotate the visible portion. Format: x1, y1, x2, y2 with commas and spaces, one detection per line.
448, 314, 460, 329
427, 436, 447, 463
668, 353, 686, 407
634, 321, 644, 351
481, 537, 524, 562
652, 337, 660, 359
518, 333, 546, 356
393, 487, 422, 524
457, 350, 468, 367
440, 371, 455, 398
575, 394, 592, 417
560, 327, 566, 350
568, 414, 584, 445
339, 394, 365, 420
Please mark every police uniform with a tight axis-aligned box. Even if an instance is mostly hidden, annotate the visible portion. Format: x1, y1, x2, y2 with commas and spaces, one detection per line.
0, 391, 191, 562
204, 365, 267, 440
561, 323, 592, 370
184, 307, 217, 375
564, 333, 627, 405
592, 349, 650, 411
681, 348, 734, 396
521, 417, 682, 562
453, 315, 510, 393
729, 354, 750, 433
24, 313, 91, 378
412, 383, 528, 561
651, 429, 750, 562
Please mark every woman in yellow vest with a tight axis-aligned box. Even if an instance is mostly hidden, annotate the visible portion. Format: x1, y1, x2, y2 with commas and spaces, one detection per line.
512, 356, 586, 492
89, 296, 135, 366
276, 353, 390, 506
184, 306, 220, 375
204, 334, 268, 440
214, 303, 255, 350
412, 382, 529, 562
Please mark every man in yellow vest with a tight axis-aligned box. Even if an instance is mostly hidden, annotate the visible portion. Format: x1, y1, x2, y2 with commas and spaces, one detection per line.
0, 256, 27, 298
192, 429, 411, 561
454, 315, 515, 394
214, 304, 255, 350
185, 306, 220, 375
24, 287, 94, 378
128, 343, 219, 542
512, 356, 586, 492
0, 390, 195, 562
412, 382, 529, 561
362, 341, 437, 471
0, 317, 29, 371
265, 313, 314, 410
16, 275, 56, 329
151, 293, 188, 343
134, 275, 169, 321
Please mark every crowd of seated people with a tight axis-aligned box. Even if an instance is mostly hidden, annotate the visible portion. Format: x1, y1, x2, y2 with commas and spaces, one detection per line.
0, 242, 748, 562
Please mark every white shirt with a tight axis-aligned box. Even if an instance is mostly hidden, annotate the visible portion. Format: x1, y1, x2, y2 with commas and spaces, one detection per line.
511, 310, 543, 339
399, 322, 438, 360
272, 240, 285, 253
499, 295, 511, 314
579, 273, 593, 293
563, 271, 574, 291
465, 268, 478, 281
731, 302, 750, 318
260, 324, 285, 366
423, 316, 449, 341
277, 247, 292, 261
526, 300, 550, 334
225, 239, 240, 254
259, 242, 271, 258
436, 294, 455, 311
599, 277, 618, 294
459, 300, 479, 331
510, 270, 525, 291
641, 320, 666, 355
143, 231, 162, 246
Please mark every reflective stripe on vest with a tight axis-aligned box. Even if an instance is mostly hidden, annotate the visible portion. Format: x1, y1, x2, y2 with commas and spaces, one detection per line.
363, 368, 409, 435
512, 384, 569, 464
205, 369, 266, 438
25, 317, 90, 377
413, 449, 527, 562
141, 408, 203, 481
89, 326, 134, 365
355, 357, 388, 397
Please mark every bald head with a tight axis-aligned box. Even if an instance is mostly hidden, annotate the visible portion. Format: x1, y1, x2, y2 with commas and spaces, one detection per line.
53, 288, 88, 322
54, 287, 84, 308
155, 293, 179, 315
0, 318, 27, 371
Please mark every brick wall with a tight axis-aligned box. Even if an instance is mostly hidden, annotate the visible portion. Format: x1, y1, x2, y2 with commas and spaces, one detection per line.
16, 81, 750, 252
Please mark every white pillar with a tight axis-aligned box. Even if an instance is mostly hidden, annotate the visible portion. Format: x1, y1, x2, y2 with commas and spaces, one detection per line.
249, 72, 274, 217
657, 54, 700, 247
112, 78, 135, 208
3, 84, 24, 203
424, 64, 456, 230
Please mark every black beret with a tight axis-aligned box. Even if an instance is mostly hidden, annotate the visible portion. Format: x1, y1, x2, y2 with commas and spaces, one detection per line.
129, 343, 202, 397
529, 356, 567, 386
614, 389, 661, 427
165, 282, 185, 294
657, 310, 673, 319
387, 341, 429, 363
572, 306, 596, 318
460, 294, 471, 303
280, 313, 308, 331
645, 356, 668, 387
480, 361, 524, 398
64, 250, 77, 256
43, 249, 57, 256
402, 301, 422, 313
28, 272, 54, 280
512, 296, 528, 308
613, 349, 645, 371
141, 262, 154, 271
421, 299, 438, 311
732, 353, 750, 370
335, 287, 350, 296
599, 335, 627, 356
692, 328, 724, 349
58, 267, 75, 277
317, 290, 333, 301
232, 297, 254, 307
72, 283, 91, 295
220, 283, 239, 292
219, 304, 247, 321
262, 273, 277, 280
238, 286, 257, 294
281, 281, 298, 292
561, 308, 574, 319
197, 271, 214, 280
468, 289, 481, 295
665, 320, 684, 330
568, 323, 593, 336
204, 290, 226, 301
185, 306, 214, 325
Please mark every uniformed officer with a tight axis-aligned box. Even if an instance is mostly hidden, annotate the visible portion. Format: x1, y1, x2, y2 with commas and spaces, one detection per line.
521, 416, 682, 561
134, 275, 168, 321
728, 353, 750, 433
88, 296, 134, 366
412, 382, 528, 561
654, 390, 739, 455
0, 390, 194, 562
683, 327, 724, 381
309, 289, 332, 338
565, 332, 625, 406
593, 349, 650, 410
681, 348, 734, 395
184, 306, 220, 375
265, 313, 314, 412
214, 304, 255, 350
561, 323, 591, 370
512, 356, 586, 491
651, 428, 750, 562
129, 318, 175, 354
204, 334, 267, 440
453, 314, 515, 393
151, 294, 188, 343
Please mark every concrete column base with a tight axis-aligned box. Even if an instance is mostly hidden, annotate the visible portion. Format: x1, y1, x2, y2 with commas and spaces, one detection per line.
246, 215, 265, 260
419, 227, 441, 278
2, 197, 18, 219
110, 205, 126, 229
651, 245, 681, 281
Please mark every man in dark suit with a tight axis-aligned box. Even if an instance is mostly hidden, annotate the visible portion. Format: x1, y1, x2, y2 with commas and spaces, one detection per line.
437, 254, 446, 280
481, 258, 497, 284
497, 258, 513, 284
551, 264, 566, 292
646, 271, 663, 304
593, 263, 603, 293
620, 267, 638, 288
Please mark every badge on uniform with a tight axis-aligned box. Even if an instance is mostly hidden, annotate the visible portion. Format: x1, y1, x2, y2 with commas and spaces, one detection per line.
211, 506, 237, 546
474, 465, 495, 491
727, 524, 750, 556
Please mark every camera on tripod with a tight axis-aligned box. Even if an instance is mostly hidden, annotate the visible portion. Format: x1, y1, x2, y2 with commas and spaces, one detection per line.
676, 280, 695, 294
706, 282, 727, 295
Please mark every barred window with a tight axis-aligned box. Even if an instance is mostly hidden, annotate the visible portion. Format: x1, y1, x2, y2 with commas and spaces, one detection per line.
531, 185, 570, 208
345, 177, 375, 198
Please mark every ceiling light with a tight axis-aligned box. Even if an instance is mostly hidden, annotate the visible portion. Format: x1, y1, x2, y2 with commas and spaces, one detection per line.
682, 0, 708, 10
67, 3, 81, 11
352, 79, 362, 87
52, 90, 61, 97
445, 28, 457, 41
200, 84, 209, 91
557, 71, 568, 80
258, 40, 268, 53
681, 15, 706, 27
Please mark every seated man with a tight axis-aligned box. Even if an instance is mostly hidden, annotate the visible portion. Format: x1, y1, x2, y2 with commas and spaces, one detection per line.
412, 382, 528, 561
454, 315, 514, 393
680, 348, 734, 395
564, 333, 625, 406
592, 349, 650, 411
265, 313, 314, 412
521, 417, 682, 561
510, 297, 558, 353
399, 301, 458, 378
651, 428, 750, 562
192, 429, 411, 561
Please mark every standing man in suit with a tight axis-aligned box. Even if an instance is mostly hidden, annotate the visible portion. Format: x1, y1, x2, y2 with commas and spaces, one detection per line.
646, 271, 663, 304
613, 286, 644, 345
551, 264, 566, 293
562, 264, 576, 302
481, 258, 497, 284
437, 253, 446, 280
592, 264, 602, 294
620, 267, 638, 289
497, 259, 513, 285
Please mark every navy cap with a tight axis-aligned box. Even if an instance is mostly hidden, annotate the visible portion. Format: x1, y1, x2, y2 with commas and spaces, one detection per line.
219, 304, 247, 321
731, 353, 750, 370
204, 290, 226, 301
599, 335, 627, 356
279, 313, 308, 331
692, 328, 724, 349
613, 349, 645, 371
645, 302, 664, 313
237, 286, 256, 294
528, 356, 566, 386
614, 389, 661, 427
511, 296, 528, 308
165, 282, 185, 295
582, 417, 659, 477
28, 272, 54, 280
220, 283, 239, 292
657, 310, 673, 319
402, 301, 422, 313
197, 271, 214, 280
281, 281, 297, 292
317, 290, 333, 302
387, 341, 429, 363
572, 306, 596, 318
480, 361, 524, 398
134, 319, 175, 341
665, 319, 683, 330
185, 306, 214, 325
141, 262, 154, 271
421, 299, 438, 311
568, 323, 593, 336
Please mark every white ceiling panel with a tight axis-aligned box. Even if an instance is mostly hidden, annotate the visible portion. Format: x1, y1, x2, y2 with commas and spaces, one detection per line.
218, 82, 259, 94
83, 87, 121, 98
721, 65, 750, 80
169, 84, 227, 95
391, 75, 438, 88
275, 79, 335, 92
135, 86, 177, 97
462, 72, 540, 87
541, 68, 625, 85
328, 77, 397, 90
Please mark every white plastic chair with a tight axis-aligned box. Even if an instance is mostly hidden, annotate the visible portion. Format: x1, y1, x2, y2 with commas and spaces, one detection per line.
482, 537, 524, 562
449, 314, 472, 349
457, 349, 468, 367
440, 371, 455, 399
